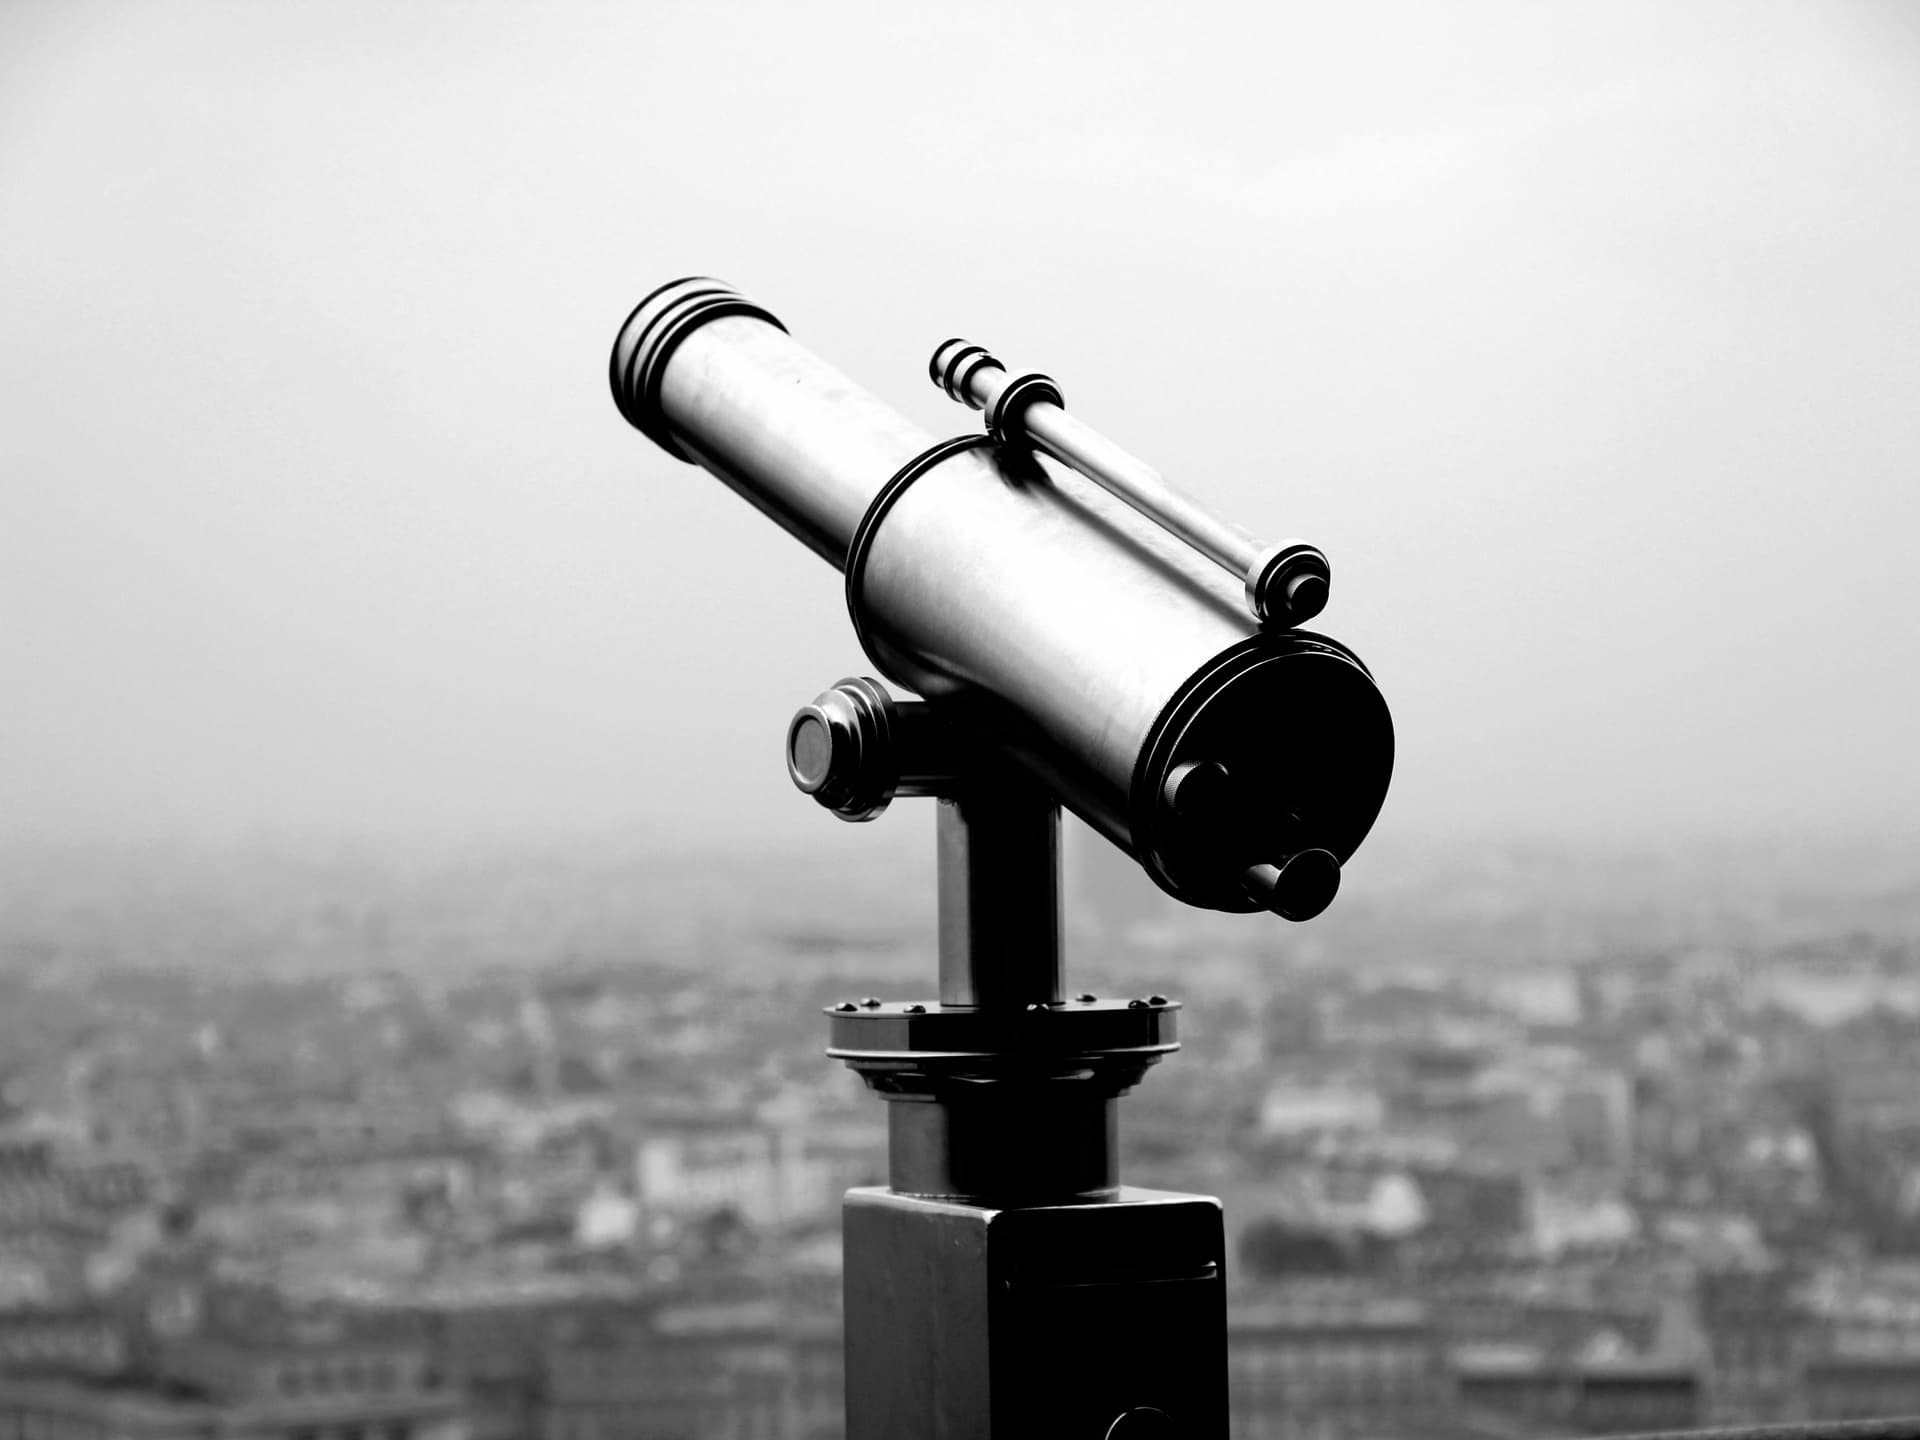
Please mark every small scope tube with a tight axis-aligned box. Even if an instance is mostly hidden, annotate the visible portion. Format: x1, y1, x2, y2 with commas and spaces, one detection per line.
930, 340, 1331, 629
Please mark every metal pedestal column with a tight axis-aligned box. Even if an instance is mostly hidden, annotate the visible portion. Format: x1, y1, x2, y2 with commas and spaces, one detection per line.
826, 774, 1228, 1440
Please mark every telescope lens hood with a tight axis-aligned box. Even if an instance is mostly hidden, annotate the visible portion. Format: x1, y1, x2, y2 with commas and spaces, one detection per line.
1133, 632, 1393, 914
609, 277, 786, 461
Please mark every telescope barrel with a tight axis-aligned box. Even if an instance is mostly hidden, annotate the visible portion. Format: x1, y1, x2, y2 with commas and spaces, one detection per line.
611, 279, 1393, 917
609, 278, 932, 564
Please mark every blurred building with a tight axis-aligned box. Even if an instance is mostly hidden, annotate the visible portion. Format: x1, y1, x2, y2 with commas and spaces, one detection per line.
0, 1304, 125, 1377
1696, 1269, 1812, 1425
1805, 1348, 1920, 1422
0, 1282, 468, 1440
1453, 1346, 1700, 1436
542, 1299, 804, 1440
1228, 1288, 1450, 1440
634, 1122, 883, 1234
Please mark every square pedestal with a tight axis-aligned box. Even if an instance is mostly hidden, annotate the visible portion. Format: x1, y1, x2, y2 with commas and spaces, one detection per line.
843, 1185, 1227, 1440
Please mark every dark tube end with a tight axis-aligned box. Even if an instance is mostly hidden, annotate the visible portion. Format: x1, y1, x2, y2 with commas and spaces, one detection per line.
1245, 851, 1342, 922
1282, 571, 1330, 623
609, 278, 785, 461
1131, 632, 1392, 916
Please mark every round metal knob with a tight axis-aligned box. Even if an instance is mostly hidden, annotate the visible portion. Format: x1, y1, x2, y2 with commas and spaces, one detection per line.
784, 677, 899, 821
1243, 850, 1342, 922
1248, 541, 1331, 628
1160, 759, 1233, 826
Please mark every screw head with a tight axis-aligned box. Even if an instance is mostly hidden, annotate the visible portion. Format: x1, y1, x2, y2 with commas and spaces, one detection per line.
832, 1001, 858, 1013
903, 1003, 926, 1014
1127, 998, 1149, 1009
1076, 993, 1098, 1004
859, 997, 882, 1009
1148, 994, 1170, 1006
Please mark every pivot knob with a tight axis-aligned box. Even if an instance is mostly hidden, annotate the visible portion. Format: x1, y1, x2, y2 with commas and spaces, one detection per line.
786, 677, 975, 821
786, 677, 900, 821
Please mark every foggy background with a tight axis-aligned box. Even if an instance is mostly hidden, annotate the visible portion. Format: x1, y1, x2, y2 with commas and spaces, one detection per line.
4, 0, 1917, 882
8, 10, 1920, 1440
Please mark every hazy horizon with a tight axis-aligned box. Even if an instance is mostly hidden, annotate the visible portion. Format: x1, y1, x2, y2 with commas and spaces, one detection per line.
4, 1, 1918, 860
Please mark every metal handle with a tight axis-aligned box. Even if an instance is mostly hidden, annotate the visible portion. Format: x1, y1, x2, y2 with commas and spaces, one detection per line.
930, 339, 1331, 629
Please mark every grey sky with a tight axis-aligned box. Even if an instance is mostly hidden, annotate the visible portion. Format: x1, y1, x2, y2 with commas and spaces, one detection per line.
2, 0, 1917, 860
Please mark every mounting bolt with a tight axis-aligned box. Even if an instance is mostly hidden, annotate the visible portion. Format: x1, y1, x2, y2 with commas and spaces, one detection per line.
859, 997, 882, 1009
1148, 994, 1170, 1006
903, 1003, 926, 1014
833, 1002, 858, 1013
1076, 993, 1098, 1004
1127, 998, 1149, 1009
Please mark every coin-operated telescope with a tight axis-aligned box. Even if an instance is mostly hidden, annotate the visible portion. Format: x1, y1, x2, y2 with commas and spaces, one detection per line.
610, 279, 1393, 1440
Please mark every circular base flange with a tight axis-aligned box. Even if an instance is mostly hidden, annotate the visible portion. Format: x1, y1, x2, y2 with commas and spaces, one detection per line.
825, 995, 1178, 1069
824, 996, 1181, 1205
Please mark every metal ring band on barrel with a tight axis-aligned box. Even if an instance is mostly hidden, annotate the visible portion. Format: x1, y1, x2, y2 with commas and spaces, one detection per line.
842, 434, 998, 680
608, 278, 787, 461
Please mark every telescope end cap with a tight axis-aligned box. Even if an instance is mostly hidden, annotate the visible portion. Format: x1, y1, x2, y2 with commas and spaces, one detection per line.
1245, 850, 1342, 922
786, 713, 837, 793
1249, 541, 1331, 628
784, 678, 898, 821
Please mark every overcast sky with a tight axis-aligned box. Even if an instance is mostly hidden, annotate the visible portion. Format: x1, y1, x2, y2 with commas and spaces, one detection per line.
2, 0, 1917, 865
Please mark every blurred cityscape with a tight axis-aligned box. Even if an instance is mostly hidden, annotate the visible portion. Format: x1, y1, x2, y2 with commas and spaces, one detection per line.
1, 833, 1919, 1440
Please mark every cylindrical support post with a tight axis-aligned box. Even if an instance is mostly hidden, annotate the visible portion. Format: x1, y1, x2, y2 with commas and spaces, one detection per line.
936, 783, 1062, 1009
885, 1082, 1119, 1204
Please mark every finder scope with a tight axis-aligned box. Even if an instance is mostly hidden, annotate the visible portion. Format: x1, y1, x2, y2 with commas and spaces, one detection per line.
610, 278, 1393, 920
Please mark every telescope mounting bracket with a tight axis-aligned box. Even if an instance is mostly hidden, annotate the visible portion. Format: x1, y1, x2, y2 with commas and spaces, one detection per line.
786, 676, 1180, 1204
788, 677, 1227, 1438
